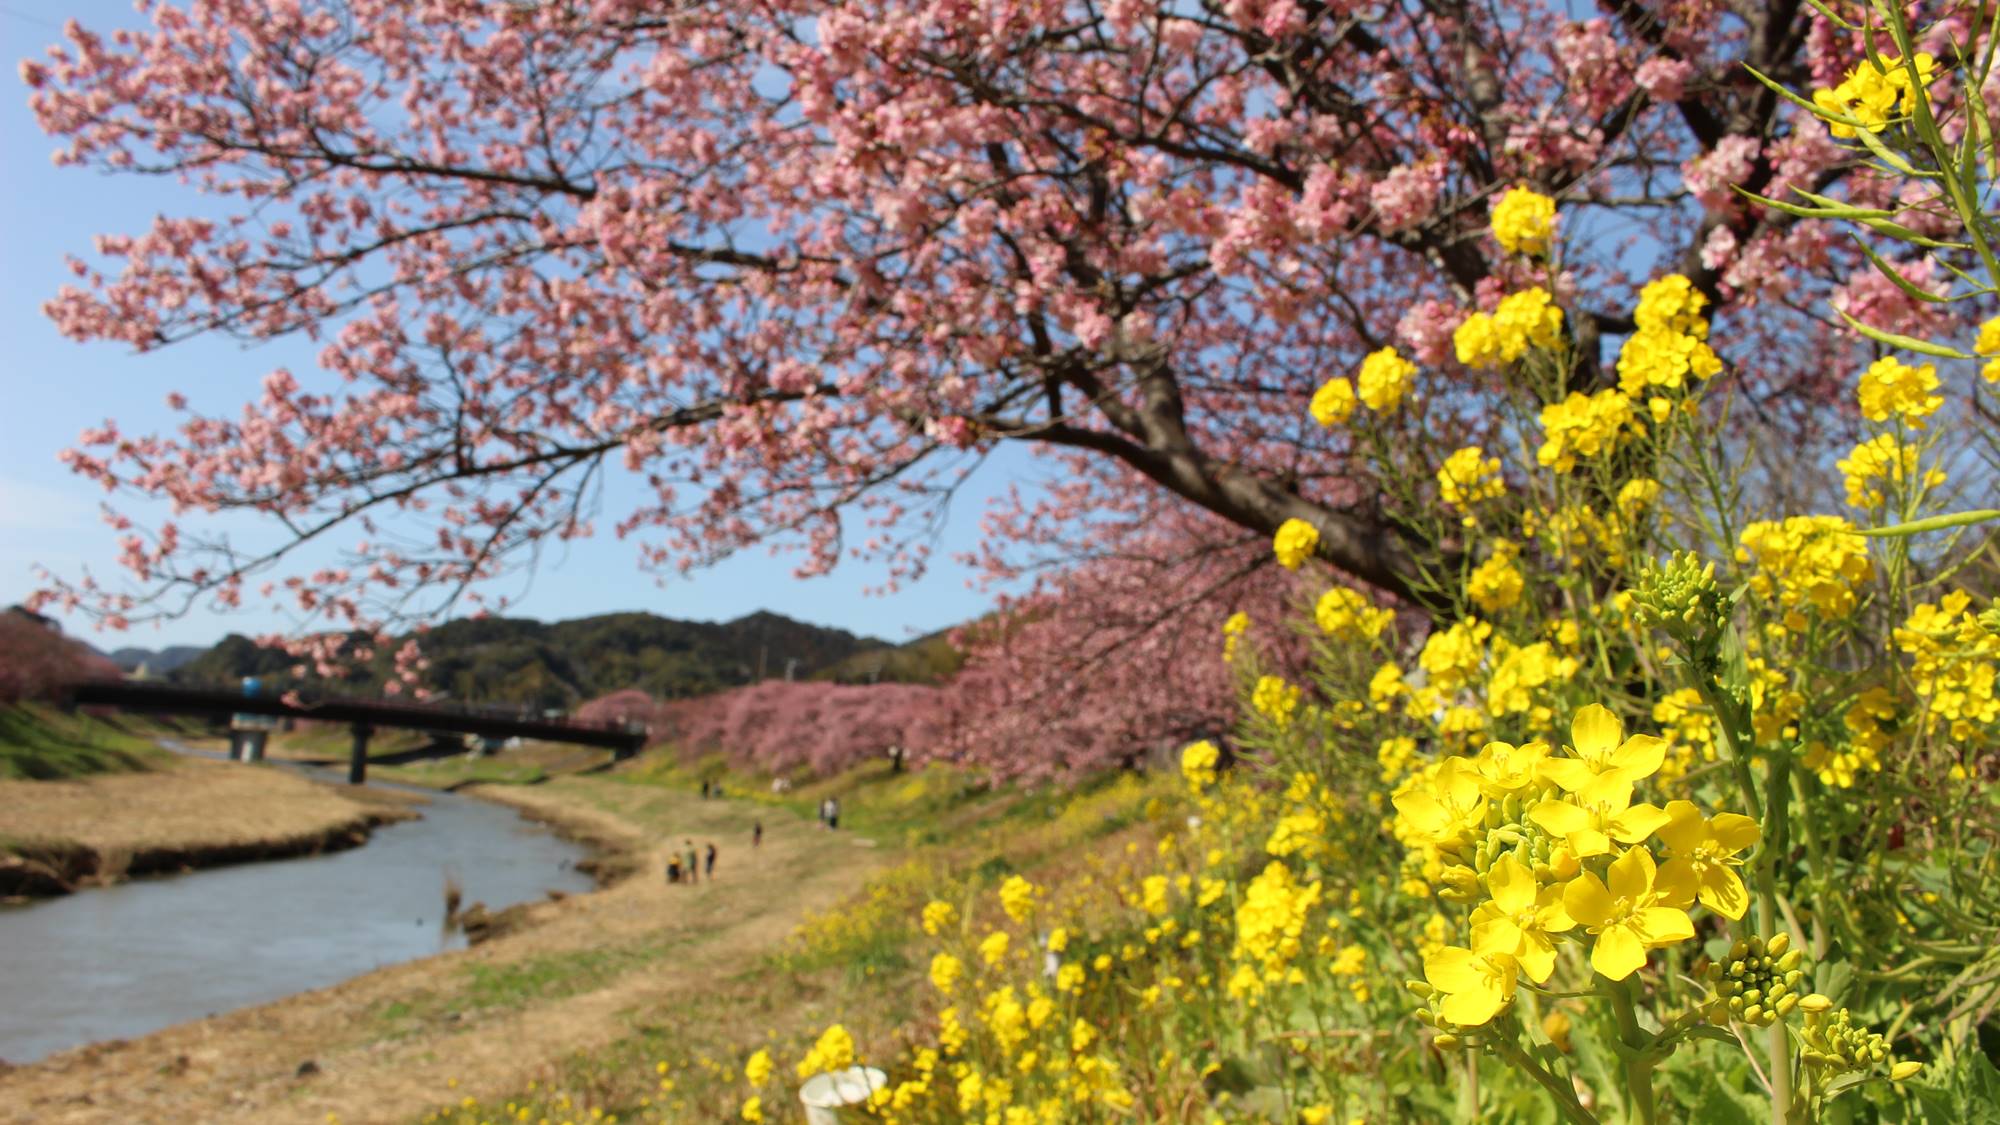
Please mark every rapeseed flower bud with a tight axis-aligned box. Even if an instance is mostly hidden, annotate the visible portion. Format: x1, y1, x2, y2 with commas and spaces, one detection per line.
1706, 934, 1809, 1027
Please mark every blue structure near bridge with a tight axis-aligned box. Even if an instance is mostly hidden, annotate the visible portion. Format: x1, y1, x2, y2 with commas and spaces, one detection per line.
66, 680, 648, 783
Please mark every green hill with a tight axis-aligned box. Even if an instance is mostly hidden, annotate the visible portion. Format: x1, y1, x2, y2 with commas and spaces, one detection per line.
170, 610, 941, 710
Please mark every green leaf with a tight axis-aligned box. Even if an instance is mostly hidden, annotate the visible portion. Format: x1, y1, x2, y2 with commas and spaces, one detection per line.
1855, 238, 1955, 304
1832, 308, 1975, 358
1858, 510, 2000, 538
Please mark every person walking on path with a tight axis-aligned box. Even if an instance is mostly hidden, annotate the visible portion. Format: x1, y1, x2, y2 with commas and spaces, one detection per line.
753, 820, 763, 848
683, 839, 700, 885
704, 841, 717, 880
827, 797, 841, 831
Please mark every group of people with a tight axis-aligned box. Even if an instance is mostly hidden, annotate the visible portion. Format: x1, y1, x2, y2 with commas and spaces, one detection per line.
666, 838, 717, 885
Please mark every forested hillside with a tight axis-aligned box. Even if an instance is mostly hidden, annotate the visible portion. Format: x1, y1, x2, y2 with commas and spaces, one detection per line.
170, 611, 945, 709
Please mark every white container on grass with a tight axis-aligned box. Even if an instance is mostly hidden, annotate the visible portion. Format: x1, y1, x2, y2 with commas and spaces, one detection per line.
798, 1066, 888, 1123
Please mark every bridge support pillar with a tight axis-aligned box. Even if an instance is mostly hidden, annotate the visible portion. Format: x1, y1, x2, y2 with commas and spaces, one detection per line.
349, 724, 374, 785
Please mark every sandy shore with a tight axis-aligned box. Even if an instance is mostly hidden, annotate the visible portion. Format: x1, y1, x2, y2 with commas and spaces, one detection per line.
0, 772, 885, 1124
0, 756, 420, 898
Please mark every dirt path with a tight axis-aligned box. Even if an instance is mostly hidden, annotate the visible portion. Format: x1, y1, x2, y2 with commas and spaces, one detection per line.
0, 777, 884, 1125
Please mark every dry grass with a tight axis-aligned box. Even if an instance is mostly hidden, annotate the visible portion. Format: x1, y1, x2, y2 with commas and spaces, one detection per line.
0, 757, 406, 856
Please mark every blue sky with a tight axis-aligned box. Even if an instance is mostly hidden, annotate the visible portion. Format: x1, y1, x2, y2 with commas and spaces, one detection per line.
0, 2, 1033, 649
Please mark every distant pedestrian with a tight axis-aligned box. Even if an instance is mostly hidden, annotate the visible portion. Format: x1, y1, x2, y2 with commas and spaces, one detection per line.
666, 856, 681, 884
684, 839, 699, 884
699, 778, 709, 799
753, 821, 763, 848
704, 842, 717, 879
827, 797, 841, 831
817, 797, 831, 829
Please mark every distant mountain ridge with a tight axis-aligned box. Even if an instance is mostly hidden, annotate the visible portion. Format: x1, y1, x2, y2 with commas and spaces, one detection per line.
169, 610, 959, 710
104, 645, 207, 674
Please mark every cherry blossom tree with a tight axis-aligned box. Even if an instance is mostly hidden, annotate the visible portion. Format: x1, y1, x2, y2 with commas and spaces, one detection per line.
0, 610, 122, 703
21, 0, 1887, 645
634, 679, 945, 775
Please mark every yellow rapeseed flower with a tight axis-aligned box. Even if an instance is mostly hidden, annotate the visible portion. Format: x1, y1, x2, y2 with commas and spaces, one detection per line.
930, 951, 965, 995
1422, 945, 1520, 1025
1437, 446, 1505, 509
1315, 585, 1394, 641
1540, 703, 1667, 791
1856, 356, 1942, 427
1563, 847, 1696, 980
1356, 346, 1417, 412
1655, 800, 1759, 920
1491, 185, 1558, 256
998, 875, 1038, 923
1221, 610, 1249, 662
1309, 376, 1356, 426
1272, 518, 1320, 570
1528, 774, 1670, 858
1251, 675, 1301, 729
1468, 855, 1575, 983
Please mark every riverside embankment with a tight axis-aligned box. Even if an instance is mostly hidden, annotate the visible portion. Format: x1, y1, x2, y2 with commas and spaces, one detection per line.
0, 751, 420, 898
0, 766, 888, 1124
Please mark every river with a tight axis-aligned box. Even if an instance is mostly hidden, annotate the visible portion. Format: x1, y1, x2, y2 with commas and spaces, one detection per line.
0, 752, 595, 1064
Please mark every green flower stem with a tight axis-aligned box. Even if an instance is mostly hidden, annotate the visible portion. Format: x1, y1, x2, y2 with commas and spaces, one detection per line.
1490, 1036, 1600, 1125
1606, 977, 1659, 1125
1686, 666, 1792, 1123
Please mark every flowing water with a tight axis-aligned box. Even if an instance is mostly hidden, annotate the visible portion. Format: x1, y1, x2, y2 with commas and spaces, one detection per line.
0, 749, 594, 1064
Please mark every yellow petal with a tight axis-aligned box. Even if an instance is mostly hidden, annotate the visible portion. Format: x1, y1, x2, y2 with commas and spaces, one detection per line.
1487, 855, 1537, 913
1632, 906, 1695, 946
1423, 945, 1487, 994
1608, 734, 1666, 780
1538, 757, 1596, 792
1566, 828, 1613, 858
1439, 985, 1508, 1027
1697, 868, 1750, 920
1608, 803, 1671, 843
1515, 932, 1558, 984
1562, 872, 1616, 926
1606, 846, 1656, 901
1472, 918, 1524, 959
1653, 858, 1699, 909
1655, 799, 1706, 853
1591, 923, 1648, 980
1571, 703, 1622, 762
1711, 812, 1761, 853
1529, 799, 1591, 837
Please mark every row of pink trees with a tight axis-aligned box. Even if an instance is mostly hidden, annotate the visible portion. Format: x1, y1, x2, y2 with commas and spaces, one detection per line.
0, 610, 122, 704
581, 680, 947, 776
18, 1, 1941, 773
